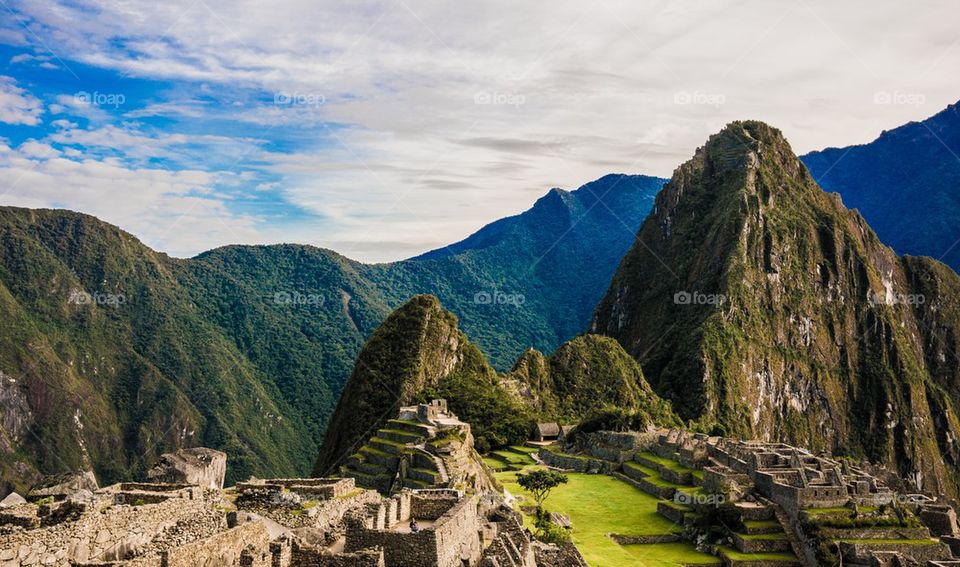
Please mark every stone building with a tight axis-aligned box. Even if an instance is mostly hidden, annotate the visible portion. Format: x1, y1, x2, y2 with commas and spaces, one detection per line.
531, 424, 560, 443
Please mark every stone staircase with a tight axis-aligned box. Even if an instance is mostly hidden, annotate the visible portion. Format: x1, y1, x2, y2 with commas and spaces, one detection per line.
342, 419, 455, 493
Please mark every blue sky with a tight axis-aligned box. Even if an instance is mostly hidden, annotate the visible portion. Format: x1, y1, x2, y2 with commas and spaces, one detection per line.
0, 0, 957, 261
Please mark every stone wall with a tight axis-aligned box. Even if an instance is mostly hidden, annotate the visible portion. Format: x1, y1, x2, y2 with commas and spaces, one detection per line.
409, 493, 458, 521
162, 520, 269, 567
0, 496, 216, 566
291, 547, 385, 567
344, 494, 480, 567
432, 498, 480, 567
538, 448, 615, 474
921, 504, 960, 537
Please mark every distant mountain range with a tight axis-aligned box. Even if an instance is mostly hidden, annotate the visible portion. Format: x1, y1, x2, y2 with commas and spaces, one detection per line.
801, 101, 960, 272
0, 174, 665, 493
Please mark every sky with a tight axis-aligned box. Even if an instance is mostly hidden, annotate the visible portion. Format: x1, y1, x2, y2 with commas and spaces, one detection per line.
0, 0, 957, 262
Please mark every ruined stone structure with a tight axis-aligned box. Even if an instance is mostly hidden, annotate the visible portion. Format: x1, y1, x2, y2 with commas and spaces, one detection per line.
1, 447, 534, 567
543, 428, 960, 567
342, 400, 496, 496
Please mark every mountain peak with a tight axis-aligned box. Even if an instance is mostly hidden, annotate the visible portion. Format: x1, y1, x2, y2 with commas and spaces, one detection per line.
593, 121, 960, 497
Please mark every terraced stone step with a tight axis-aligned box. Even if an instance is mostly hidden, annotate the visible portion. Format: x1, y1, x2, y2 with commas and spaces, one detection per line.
401, 477, 431, 490
634, 451, 697, 485
818, 527, 933, 541
612, 471, 676, 500
407, 467, 442, 484
357, 461, 385, 475
377, 428, 424, 444
716, 546, 801, 567
359, 446, 400, 468
742, 520, 785, 535
343, 468, 393, 492
368, 437, 406, 455
657, 500, 698, 526
733, 532, 792, 554
385, 419, 433, 437
834, 538, 953, 561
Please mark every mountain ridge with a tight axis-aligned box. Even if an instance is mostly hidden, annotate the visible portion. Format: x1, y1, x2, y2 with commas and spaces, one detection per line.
801, 100, 960, 271
0, 173, 664, 492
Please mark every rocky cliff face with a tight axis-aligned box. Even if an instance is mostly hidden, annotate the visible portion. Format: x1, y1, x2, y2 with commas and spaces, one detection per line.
592, 121, 960, 496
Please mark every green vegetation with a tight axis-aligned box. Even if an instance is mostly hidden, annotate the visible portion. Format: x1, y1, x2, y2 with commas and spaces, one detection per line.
0, 175, 665, 491
621, 543, 722, 566
517, 469, 569, 509
501, 467, 717, 566
716, 546, 798, 562
591, 121, 960, 498
507, 336, 681, 427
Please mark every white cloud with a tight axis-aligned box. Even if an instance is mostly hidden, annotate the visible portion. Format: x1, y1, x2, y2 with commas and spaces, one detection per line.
18, 140, 59, 159
3, 0, 960, 260
0, 76, 43, 125
0, 140, 264, 257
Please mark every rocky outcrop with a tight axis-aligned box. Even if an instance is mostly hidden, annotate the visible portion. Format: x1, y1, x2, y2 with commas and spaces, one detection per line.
28, 470, 98, 501
0, 492, 25, 507
592, 121, 960, 497
147, 448, 227, 490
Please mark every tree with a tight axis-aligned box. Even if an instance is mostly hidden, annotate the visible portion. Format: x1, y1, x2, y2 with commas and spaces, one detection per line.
517, 469, 568, 510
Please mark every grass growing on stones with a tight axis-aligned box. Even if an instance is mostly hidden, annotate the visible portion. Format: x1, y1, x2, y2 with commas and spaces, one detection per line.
622, 543, 723, 566
493, 450, 536, 466
717, 546, 799, 562
637, 452, 695, 474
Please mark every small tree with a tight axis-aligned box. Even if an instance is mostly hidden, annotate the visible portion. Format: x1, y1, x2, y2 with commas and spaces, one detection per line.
517, 469, 568, 511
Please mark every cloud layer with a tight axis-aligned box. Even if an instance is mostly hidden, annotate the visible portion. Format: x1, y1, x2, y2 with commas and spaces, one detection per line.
0, 0, 958, 260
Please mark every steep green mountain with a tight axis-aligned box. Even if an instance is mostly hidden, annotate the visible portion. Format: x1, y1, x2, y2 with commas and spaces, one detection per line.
801, 101, 960, 271
313, 295, 532, 475
503, 335, 679, 426
0, 208, 311, 495
592, 121, 960, 496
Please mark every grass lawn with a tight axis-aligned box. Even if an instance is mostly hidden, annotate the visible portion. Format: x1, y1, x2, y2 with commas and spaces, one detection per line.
498, 468, 718, 566
743, 519, 783, 532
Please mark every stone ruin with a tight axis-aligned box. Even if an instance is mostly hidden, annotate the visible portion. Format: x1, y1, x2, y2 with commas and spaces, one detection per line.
0, 448, 539, 566
543, 426, 960, 567
342, 400, 497, 496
